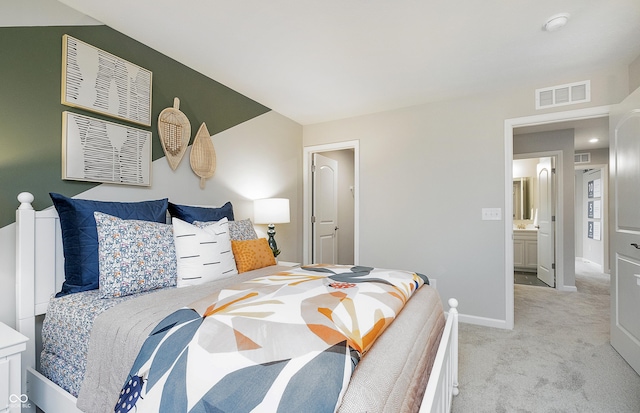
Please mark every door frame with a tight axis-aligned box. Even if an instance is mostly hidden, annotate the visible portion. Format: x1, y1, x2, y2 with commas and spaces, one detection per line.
504, 105, 610, 329
513, 152, 561, 288
303, 140, 360, 265
575, 164, 609, 274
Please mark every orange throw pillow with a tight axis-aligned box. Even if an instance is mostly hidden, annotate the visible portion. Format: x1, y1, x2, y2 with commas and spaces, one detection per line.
231, 238, 276, 273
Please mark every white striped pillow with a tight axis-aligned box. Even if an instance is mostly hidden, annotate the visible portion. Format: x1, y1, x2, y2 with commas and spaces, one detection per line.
172, 217, 238, 287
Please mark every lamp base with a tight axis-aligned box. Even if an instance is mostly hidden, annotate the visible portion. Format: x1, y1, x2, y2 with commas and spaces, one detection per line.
267, 224, 280, 257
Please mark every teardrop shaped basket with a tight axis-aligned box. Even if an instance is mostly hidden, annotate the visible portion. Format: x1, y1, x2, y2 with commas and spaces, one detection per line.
158, 97, 191, 170
190, 122, 216, 189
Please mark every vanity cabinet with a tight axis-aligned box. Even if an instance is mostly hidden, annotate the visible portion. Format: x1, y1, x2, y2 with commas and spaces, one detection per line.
514, 230, 538, 272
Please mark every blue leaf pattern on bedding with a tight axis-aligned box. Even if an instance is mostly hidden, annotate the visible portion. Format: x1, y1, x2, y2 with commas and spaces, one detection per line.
278, 341, 348, 413
147, 317, 202, 392
129, 308, 201, 378
190, 360, 290, 413
115, 265, 425, 412
159, 349, 189, 413
302, 265, 395, 286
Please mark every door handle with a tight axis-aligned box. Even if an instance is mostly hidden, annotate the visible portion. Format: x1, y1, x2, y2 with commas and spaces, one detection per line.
631, 243, 640, 249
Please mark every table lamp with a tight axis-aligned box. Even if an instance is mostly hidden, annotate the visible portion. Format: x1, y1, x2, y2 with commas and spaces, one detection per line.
254, 198, 290, 257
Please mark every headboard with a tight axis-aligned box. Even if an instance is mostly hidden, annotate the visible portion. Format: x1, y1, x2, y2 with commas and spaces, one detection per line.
14, 192, 218, 332
15, 192, 66, 392
13, 192, 220, 411
16, 192, 65, 317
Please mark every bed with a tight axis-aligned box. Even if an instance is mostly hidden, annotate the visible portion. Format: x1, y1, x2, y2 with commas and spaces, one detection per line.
14, 191, 458, 413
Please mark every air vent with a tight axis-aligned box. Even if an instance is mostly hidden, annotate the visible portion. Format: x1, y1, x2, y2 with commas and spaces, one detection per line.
574, 153, 591, 164
536, 80, 590, 110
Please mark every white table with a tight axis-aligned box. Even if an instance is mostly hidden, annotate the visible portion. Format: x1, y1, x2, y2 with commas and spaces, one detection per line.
0, 323, 28, 413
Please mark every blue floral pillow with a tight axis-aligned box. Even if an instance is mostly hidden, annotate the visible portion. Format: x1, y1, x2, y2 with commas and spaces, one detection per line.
50, 193, 169, 297
94, 212, 177, 298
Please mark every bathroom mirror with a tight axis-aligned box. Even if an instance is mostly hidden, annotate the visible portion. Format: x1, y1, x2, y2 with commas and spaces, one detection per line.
513, 177, 533, 220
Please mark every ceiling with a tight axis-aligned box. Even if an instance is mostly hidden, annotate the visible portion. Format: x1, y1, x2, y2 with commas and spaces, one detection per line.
516, 116, 610, 151
52, 0, 640, 125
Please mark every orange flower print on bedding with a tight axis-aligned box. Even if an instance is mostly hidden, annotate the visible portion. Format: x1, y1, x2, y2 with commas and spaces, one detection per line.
115, 265, 427, 412
329, 282, 356, 289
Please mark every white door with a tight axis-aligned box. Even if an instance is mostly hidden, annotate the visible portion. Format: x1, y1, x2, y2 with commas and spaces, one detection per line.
610, 86, 640, 375
537, 157, 555, 287
312, 154, 338, 264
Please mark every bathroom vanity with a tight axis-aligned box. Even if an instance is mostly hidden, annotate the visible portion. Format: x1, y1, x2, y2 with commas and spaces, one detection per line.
514, 229, 538, 272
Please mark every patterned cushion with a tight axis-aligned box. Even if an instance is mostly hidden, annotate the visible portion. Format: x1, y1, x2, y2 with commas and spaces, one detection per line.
94, 212, 177, 298
168, 202, 234, 224
195, 218, 258, 241
50, 193, 169, 297
231, 238, 276, 273
229, 219, 258, 241
172, 218, 238, 287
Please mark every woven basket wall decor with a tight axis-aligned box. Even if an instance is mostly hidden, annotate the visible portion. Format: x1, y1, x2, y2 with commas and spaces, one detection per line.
158, 97, 191, 170
190, 122, 216, 189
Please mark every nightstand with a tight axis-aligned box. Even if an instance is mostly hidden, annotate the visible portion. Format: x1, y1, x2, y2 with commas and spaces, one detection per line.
0, 323, 28, 413
277, 261, 301, 267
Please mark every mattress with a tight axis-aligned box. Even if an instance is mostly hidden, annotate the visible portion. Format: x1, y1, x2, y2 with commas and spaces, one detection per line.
41, 289, 156, 396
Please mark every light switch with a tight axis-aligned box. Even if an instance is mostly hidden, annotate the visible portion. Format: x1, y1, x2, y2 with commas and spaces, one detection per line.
482, 208, 502, 220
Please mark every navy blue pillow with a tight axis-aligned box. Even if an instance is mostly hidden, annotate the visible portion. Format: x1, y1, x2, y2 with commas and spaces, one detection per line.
50, 193, 169, 297
168, 202, 234, 224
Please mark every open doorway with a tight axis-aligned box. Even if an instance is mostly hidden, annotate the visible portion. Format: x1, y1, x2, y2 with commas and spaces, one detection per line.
575, 165, 609, 273
513, 155, 558, 288
303, 141, 359, 265
504, 106, 610, 329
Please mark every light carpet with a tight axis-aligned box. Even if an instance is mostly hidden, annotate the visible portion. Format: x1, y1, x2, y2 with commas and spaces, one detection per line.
451, 260, 640, 412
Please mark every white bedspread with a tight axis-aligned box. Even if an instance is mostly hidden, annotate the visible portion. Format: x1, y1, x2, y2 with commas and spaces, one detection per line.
66, 265, 444, 413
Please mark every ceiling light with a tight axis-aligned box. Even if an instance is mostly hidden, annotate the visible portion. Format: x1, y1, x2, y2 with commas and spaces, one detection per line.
543, 13, 570, 32
589, 138, 599, 143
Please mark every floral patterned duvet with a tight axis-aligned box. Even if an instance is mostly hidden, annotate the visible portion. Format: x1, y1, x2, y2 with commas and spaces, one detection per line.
114, 265, 428, 413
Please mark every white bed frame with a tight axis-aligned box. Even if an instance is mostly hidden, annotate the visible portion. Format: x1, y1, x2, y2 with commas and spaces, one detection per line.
15, 191, 458, 413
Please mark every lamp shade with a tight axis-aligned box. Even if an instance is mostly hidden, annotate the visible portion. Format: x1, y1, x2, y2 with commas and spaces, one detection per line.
254, 198, 290, 224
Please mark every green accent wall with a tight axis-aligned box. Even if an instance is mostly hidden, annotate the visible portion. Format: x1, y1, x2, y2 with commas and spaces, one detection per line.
0, 25, 270, 227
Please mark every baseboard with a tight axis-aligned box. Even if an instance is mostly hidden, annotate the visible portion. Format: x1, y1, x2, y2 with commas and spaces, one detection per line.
559, 285, 578, 292
458, 313, 509, 329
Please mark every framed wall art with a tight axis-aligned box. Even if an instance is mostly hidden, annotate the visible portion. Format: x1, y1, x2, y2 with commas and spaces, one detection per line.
62, 111, 152, 186
61, 34, 153, 126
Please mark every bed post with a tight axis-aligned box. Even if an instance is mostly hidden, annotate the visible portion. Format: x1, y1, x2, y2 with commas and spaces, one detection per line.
420, 297, 459, 413
15, 192, 37, 412
449, 298, 459, 397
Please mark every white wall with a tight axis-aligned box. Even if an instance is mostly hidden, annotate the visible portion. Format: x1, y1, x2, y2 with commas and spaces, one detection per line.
513, 158, 538, 179
0, 0, 100, 26
303, 63, 630, 327
630, 54, 640, 93
0, 111, 302, 328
